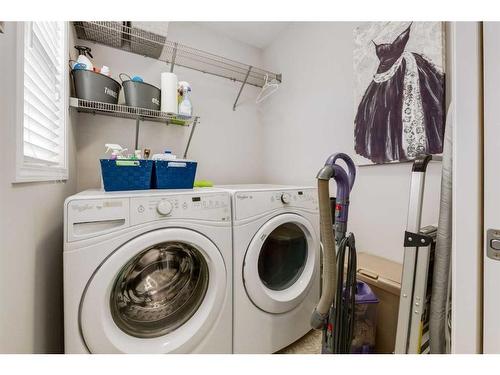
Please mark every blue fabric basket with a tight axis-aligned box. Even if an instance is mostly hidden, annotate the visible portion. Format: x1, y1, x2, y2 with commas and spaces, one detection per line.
100, 159, 153, 191
152, 160, 197, 189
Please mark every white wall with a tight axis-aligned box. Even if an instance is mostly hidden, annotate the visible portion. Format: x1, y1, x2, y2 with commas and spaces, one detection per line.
260, 22, 445, 263
0, 22, 77, 353
75, 22, 265, 190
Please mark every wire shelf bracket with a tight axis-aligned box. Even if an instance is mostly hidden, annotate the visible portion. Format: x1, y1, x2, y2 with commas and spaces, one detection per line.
170, 42, 178, 73
233, 66, 252, 111
183, 117, 199, 158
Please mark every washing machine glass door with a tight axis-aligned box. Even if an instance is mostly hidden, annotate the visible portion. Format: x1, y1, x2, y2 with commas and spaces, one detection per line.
80, 228, 226, 353
243, 213, 318, 314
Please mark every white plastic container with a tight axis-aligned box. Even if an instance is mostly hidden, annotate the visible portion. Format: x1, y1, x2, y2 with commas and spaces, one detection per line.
152, 151, 177, 161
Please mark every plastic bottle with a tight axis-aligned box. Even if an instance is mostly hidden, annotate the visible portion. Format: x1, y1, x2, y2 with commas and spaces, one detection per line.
178, 83, 192, 117
74, 45, 94, 71
105, 144, 126, 160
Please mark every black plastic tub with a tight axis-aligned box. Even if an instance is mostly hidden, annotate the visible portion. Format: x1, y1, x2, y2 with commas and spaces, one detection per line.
120, 73, 161, 110
72, 69, 121, 104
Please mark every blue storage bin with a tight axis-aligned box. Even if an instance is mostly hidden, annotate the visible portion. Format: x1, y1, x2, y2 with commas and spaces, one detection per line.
100, 159, 153, 191
152, 160, 197, 189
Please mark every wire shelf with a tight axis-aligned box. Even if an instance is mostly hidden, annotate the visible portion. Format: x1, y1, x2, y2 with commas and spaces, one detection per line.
73, 21, 282, 88
69, 97, 198, 126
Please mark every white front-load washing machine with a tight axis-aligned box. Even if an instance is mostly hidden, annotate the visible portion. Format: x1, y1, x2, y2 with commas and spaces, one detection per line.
219, 185, 320, 353
63, 189, 232, 354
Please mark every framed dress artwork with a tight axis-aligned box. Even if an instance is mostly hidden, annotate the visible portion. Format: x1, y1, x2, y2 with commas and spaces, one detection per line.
353, 22, 446, 165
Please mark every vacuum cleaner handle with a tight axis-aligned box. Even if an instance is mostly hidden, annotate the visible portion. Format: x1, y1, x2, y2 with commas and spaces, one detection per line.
322, 153, 356, 240
325, 153, 356, 192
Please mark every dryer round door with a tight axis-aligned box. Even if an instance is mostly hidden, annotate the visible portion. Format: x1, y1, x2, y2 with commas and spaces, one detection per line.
243, 213, 318, 314
80, 228, 226, 353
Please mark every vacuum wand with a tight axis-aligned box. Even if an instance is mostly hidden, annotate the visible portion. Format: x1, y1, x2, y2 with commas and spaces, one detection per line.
310, 153, 357, 354
310, 155, 353, 327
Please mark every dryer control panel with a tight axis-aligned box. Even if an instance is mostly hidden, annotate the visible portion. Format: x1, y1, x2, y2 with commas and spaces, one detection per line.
130, 192, 230, 226
234, 188, 318, 221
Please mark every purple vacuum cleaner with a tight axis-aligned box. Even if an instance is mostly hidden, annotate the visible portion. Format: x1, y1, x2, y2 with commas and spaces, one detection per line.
310, 153, 361, 353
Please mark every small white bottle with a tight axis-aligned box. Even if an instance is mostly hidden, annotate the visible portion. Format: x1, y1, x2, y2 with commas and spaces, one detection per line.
178, 86, 192, 117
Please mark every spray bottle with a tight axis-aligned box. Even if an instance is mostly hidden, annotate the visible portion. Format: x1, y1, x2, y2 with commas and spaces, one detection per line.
105, 144, 127, 160
74, 45, 94, 71
178, 81, 192, 117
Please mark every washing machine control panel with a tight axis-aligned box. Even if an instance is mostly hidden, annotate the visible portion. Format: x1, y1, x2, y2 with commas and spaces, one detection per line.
234, 188, 318, 221
131, 193, 231, 225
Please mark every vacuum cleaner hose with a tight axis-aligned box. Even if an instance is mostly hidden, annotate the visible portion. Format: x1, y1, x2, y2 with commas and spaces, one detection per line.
310, 178, 337, 329
333, 233, 357, 353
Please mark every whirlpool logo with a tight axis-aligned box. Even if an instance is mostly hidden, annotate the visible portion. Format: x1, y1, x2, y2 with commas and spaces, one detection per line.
236, 194, 253, 200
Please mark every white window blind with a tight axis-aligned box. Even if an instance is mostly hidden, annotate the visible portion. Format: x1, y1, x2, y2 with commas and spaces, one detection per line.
16, 21, 68, 182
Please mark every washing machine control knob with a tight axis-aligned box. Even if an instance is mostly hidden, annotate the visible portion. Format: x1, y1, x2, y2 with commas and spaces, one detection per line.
157, 200, 173, 215
281, 193, 291, 204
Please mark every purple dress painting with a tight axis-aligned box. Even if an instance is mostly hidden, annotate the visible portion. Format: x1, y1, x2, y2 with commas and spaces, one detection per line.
354, 23, 445, 164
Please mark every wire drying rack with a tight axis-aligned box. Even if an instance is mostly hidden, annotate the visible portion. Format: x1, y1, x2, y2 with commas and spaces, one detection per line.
73, 22, 282, 93
69, 97, 197, 125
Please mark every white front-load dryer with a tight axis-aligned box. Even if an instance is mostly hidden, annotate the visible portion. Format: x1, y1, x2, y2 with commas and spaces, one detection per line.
63, 189, 232, 354
219, 185, 320, 353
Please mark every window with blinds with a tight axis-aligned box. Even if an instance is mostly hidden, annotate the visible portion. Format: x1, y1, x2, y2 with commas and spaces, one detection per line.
16, 21, 68, 182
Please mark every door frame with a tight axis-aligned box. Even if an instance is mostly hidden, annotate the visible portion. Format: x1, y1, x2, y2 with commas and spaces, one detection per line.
450, 21, 483, 354
481, 21, 500, 353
